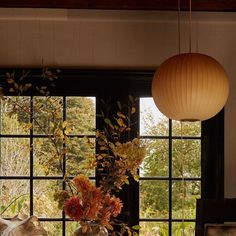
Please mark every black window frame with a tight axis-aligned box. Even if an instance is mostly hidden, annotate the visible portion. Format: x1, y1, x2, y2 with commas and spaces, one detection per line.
0, 68, 224, 235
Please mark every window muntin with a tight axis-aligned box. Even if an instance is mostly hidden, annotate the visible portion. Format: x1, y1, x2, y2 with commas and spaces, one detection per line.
0, 96, 96, 235
0, 95, 203, 235
139, 97, 201, 236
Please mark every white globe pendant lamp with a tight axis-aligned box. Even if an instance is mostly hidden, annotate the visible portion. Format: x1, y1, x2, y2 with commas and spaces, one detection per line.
152, 1, 229, 121
152, 52, 229, 121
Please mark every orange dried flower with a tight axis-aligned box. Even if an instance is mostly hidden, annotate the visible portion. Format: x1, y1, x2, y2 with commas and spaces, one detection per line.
99, 208, 111, 226
83, 187, 103, 220
98, 193, 123, 225
104, 194, 123, 217
63, 175, 122, 227
64, 196, 83, 221
73, 175, 93, 196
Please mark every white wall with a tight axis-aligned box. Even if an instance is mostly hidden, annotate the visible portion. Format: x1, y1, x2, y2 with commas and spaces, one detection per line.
0, 8, 236, 197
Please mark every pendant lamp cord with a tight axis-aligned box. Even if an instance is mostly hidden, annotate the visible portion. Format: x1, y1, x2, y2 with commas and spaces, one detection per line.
178, 0, 181, 54
178, 0, 192, 54
189, 0, 192, 53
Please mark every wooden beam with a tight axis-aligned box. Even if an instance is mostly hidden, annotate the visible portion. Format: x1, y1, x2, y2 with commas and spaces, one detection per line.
0, 0, 236, 12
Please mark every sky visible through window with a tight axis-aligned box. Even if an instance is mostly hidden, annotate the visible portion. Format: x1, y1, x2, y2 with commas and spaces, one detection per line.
140, 97, 166, 135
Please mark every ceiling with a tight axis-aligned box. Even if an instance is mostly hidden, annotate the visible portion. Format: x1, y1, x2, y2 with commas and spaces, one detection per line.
1, 0, 236, 12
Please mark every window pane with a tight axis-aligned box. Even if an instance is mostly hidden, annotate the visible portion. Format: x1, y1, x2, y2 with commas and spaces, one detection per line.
33, 97, 63, 134
66, 137, 95, 177
1, 97, 30, 135
172, 181, 200, 219
172, 121, 201, 137
33, 138, 62, 176
0, 180, 29, 217
66, 221, 80, 235
140, 222, 168, 236
172, 140, 201, 178
34, 180, 62, 218
140, 139, 169, 177
1, 138, 30, 176
172, 222, 195, 236
140, 180, 169, 219
140, 98, 169, 136
41, 221, 62, 236
66, 97, 96, 135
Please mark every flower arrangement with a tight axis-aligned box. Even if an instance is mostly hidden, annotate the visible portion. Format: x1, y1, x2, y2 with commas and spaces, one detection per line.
53, 97, 146, 235
0, 70, 146, 235
55, 175, 122, 229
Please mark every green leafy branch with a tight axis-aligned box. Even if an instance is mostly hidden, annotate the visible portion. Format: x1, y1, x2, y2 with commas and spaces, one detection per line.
0, 193, 28, 215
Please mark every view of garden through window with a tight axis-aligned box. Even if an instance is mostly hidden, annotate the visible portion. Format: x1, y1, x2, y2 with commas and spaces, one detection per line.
0, 96, 96, 234
0, 96, 201, 235
140, 98, 201, 236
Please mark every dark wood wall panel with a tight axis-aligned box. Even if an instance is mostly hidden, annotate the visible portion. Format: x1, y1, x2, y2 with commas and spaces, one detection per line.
0, 0, 236, 11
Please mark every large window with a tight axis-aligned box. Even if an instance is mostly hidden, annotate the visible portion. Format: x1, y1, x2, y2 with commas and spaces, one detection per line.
139, 98, 201, 236
0, 95, 96, 235
0, 69, 224, 235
